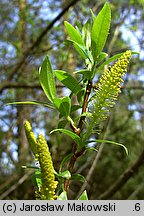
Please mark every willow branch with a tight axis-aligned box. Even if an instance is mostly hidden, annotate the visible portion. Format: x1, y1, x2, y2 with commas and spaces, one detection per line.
77, 80, 92, 130
98, 149, 144, 200
64, 80, 93, 191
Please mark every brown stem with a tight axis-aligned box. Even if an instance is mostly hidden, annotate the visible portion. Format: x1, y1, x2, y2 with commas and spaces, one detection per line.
64, 147, 85, 191
64, 80, 93, 191
78, 80, 92, 130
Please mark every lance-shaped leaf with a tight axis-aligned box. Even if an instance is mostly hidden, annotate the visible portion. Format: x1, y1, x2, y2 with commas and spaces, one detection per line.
74, 69, 92, 80
64, 21, 84, 45
91, 2, 111, 59
59, 153, 73, 172
71, 174, 85, 183
54, 96, 71, 117
90, 9, 96, 21
7, 100, 55, 109
64, 21, 92, 61
98, 53, 125, 71
50, 128, 81, 146
98, 51, 138, 70
58, 118, 68, 129
96, 52, 108, 64
82, 19, 92, 50
55, 170, 71, 180
87, 139, 128, 155
66, 39, 91, 61
54, 70, 82, 95
39, 55, 56, 103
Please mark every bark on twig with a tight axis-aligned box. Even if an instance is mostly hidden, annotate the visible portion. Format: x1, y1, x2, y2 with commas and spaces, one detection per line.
64, 80, 93, 191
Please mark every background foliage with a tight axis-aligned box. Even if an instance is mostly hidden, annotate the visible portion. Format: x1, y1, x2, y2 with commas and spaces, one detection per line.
0, 0, 144, 200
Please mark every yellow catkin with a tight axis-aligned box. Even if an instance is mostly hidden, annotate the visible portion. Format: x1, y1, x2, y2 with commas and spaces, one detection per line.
83, 50, 132, 142
24, 121, 58, 200
37, 134, 58, 200
93, 50, 132, 123
24, 121, 39, 159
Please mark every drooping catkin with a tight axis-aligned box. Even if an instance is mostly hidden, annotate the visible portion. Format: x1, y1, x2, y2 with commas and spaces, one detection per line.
37, 134, 58, 200
24, 121, 58, 200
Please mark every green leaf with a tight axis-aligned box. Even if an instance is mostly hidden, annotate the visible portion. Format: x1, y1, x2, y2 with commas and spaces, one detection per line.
54, 70, 82, 95
50, 128, 81, 145
77, 89, 85, 105
64, 21, 84, 45
57, 191, 67, 200
132, 51, 139, 55
54, 96, 71, 117
98, 52, 125, 70
22, 165, 40, 169
96, 52, 108, 64
59, 153, 73, 172
91, 2, 111, 59
58, 118, 68, 129
90, 9, 96, 21
98, 51, 138, 70
88, 139, 128, 155
56, 170, 71, 180
71, 105, 81, 113
82, 19, 92, 50
66, 39, 91, 61
71, 174, 85, 183
7, 101, 55, 109
39, 55, 56, 103
78, 190, 88, 200
35, 169, 42, 189
74, 69, 92, 80
85, 147, 98, 152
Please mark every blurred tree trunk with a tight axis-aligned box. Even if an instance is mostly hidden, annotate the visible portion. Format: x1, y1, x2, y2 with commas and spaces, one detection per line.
16, 0, 30, 166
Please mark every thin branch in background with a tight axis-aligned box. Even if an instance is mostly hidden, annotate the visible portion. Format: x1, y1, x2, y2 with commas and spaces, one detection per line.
98, 149, 144, 200
107, 25, 120, 55
0, 174, 19, 192
127, 183, 144, 199
0, 82, 41, 94
76, 115, 113, 199
0, 170, 33, 200
1, 81, 144, 94
8, 0, 81, 81
0, 83, 65, 94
